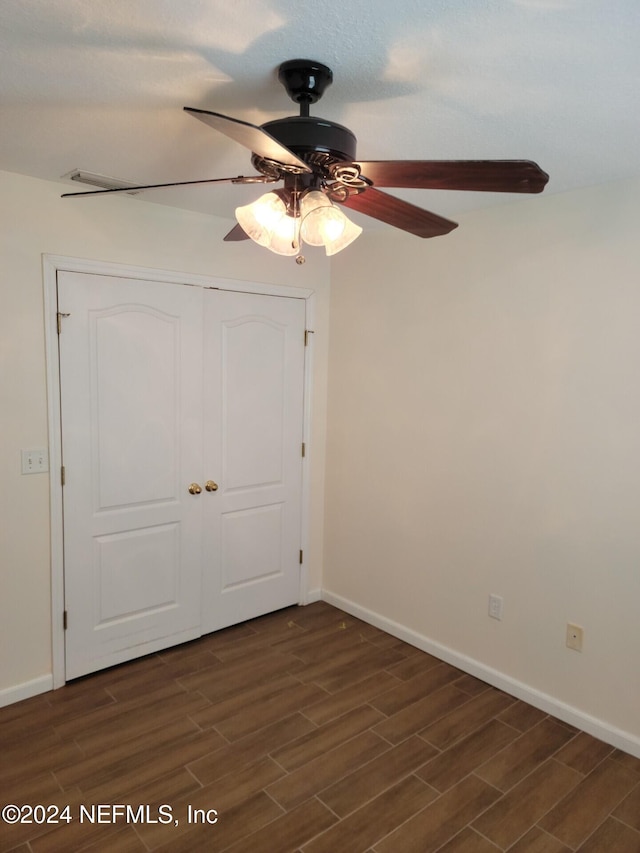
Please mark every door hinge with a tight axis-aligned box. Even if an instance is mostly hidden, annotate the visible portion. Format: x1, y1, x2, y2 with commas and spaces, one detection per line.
301, 442, 306, 458
61, 465, 66, 486
304, 329, 314, 347
57, 312, 70, 334
299, 549, 303, 565
63, 610, 68, 630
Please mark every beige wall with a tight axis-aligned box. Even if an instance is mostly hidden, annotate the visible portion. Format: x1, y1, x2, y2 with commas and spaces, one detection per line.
0, 169, 330, 696
324, 179, 640, 750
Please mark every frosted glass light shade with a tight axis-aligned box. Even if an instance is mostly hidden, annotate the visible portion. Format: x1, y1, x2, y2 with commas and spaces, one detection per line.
267, 214, 299, 255
300, 189, 362, 254
235, 193, 287, 247
299, 191, 336, 246
324, 216, 362, 255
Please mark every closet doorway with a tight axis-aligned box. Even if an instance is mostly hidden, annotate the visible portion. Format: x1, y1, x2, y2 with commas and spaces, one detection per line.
52, 266, 309, 680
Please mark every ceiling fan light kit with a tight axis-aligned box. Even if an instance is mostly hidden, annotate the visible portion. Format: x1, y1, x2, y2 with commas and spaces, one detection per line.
236, 186, 362, 257
62, 59, 549, 262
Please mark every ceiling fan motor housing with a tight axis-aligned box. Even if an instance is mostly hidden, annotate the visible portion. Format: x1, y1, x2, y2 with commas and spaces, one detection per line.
255, 116, 357, 175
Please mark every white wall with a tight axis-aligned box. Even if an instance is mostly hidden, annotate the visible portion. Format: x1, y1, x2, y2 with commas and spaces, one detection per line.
0, 169, 330, 697
324, 179, 640, 754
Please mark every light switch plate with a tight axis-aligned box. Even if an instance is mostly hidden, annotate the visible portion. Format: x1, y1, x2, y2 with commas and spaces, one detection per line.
21, 448, 49, 474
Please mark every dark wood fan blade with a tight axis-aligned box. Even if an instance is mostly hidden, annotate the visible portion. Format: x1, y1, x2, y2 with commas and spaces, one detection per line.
349, 160, 549, 193
184, 107, 312, 173
61, 175, 276, 198
223, 223, 249, 241
339, 188, 458, 238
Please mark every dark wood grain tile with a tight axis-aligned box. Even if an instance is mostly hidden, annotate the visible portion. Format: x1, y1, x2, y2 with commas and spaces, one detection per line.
54, 716, 199, 789
0, 787, 84, 853
1, 725, 64, 762
295, 639, 391, 685
436, 826, 501, 851
0, 772, 62, 812
177, 649, 304, 701
611, 749, 640, 776
553, 730, 614, 775
187, 711, 316, 786
384, 651, 443, 681
539, 757, 639, 848
613, 782, 640, 831
223, 797, 338, 853
472, 758, 582, 849
75, 826, 148, 852
214, 681, 327, 741
184, 673, 302, 727
370, 662, 462, 716
311, 646, 407, 693
79, 728, 225, 802
1, 738, 84, 790
283, 623, 376, 664
272, 704, 385, 772
507, 826, 572, 852
135, 757, 285, 849
267, 730, 389, 810
302, 671, 401, 725
368, 634, 423, 656
151, 791, 283, 853
156, 645, 222, 679
318, 735, 438, 817
496, 699, 547, 732
418, 687, 517, 750
53, 683, 206, 748
373, 683, 470, 744
475, 717, 577, 791
304, 775, 437, 853
452, 674, 492, 698
576, 816, 640, 852
209, 614, 306, 660
374, 774, 500, 853
417, 718, 519, 792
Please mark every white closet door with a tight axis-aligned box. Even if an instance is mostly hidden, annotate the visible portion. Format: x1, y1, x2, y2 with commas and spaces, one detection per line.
59, 271, 204, 679
59, 272, 306, 679
201, 289, 306, 633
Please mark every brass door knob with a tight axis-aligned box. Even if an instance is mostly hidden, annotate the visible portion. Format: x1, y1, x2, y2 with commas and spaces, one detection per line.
205, 480, 219, 492
188, 483, 202, 495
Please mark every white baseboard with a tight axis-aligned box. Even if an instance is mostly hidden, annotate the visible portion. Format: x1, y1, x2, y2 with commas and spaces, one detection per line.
302, 588, 323, 604
0, 674, 53, 708
322, 589, 640, 760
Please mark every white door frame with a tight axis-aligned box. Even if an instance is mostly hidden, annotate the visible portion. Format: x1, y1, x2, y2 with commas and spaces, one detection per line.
43, 254, 315, 688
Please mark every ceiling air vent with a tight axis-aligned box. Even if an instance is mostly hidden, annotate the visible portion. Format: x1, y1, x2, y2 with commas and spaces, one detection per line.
61, 170, 142, 195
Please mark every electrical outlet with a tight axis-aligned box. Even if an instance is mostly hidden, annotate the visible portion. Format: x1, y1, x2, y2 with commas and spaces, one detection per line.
488, 594, 503, 621
566, 623, 584, 652
21, 448, 49, 474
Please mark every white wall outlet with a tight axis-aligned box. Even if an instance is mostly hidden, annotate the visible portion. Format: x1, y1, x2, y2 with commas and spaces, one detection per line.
566, 623, 584, 652
488, 593, 504, 621
21, 448, 49, 474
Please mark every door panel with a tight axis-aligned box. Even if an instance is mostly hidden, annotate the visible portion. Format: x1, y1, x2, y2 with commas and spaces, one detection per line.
59, 271, 204, 679
201, 290, 305, 633
222, 316, 286, 489
94, 307, 180, 507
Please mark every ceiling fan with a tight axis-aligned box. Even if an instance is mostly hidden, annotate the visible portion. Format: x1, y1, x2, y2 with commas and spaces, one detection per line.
63, 59, 549, 260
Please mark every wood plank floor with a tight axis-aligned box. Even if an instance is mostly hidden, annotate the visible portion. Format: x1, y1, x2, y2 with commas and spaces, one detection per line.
1, 602, 639, 852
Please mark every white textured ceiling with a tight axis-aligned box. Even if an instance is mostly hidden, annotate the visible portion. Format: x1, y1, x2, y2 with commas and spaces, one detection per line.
1, 0, 639, 227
